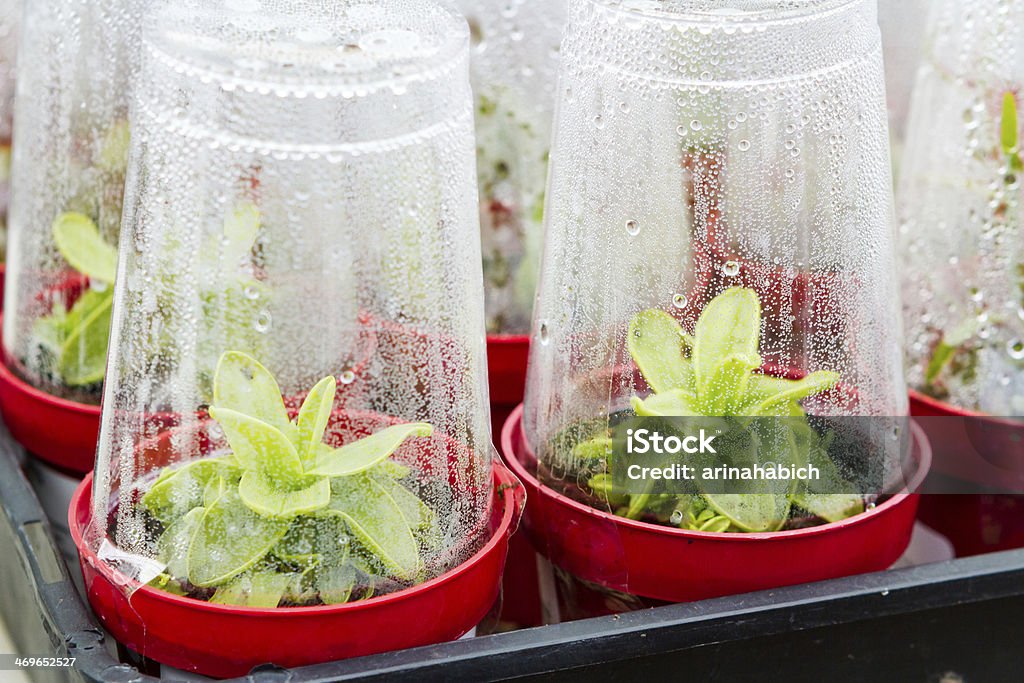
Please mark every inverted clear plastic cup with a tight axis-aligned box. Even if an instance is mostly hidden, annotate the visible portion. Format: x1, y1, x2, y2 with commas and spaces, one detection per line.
878, 0, 929, 168
3, 0, 150, 404
0, 0, 18, 258
524, 0, 908, 536
454, 0, 566, 333
899, 0, 1024, 416
85, 0, 493, 609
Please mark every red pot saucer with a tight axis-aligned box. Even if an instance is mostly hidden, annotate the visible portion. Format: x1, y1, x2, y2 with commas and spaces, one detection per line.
909, 390, 1024, 489
501, 404, 930, 604
70, 459, 523, 678
0, 314, 100, 476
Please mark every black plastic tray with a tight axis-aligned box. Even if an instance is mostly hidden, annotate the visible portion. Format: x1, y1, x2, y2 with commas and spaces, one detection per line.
2, 427, 1022, 683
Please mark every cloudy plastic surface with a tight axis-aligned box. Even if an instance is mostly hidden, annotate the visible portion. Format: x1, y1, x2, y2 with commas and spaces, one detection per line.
455, 0, 566, 334
2, 0, 150, 404
523, 0, 907, 532
899, 0, 1024, 416
0, 0, 18, 259
87, 0, 493, 608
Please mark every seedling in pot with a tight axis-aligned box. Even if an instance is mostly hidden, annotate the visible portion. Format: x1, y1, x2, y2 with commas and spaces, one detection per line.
574, 287, 864, 533
920, 90, 1024, 406
140, 350, 436, 607
29, 202, 267, 398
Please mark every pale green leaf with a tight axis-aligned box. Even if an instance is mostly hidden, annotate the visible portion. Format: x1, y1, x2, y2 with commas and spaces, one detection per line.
700, 354, 761, 414
156, 507, 205, 579
188, 491, 289, 587
237, 470, 330, 518
210, 569, 294, 608
57, 289, 114, 386
703, 493, 790, 532
692, 287, 761, 393
308, 423, 433, 478
627, 309, 695, 394
631, 389, 700, 417
315, 564, 357, 605
141, 456, 240, 524
212, 351, 295, 438
221, 201, 261, 266
324, 477, 420, 580
794, 493, 864, 523
747, 371, 839, 415
52, 212, 118, 283
295, 375, 336, 463
209, 407, 304, 482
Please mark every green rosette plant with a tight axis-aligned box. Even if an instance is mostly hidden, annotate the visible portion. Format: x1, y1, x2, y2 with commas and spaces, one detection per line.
32, 202, 266, 393
141, 350, 436, 607
574, 287, 865, 533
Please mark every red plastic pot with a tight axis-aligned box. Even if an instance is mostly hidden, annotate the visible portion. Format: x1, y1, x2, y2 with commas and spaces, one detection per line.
910, 390, 1024, 556
501, 404, 930, 605
0, 315, 101, 476
0, 262, 6, 310
70, 440, 523, 678
486, 334, 530, 439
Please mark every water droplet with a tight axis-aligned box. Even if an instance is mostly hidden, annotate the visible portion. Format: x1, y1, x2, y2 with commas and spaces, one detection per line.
339, 369, 356, 385
690, 120, 703, 132
672, 293, 688, 309
737, 139, 750, 152
254, 310, 273, 333
538, 321, 550, 345
676, 124, 688, 137
670, 509, 684, 525
722, 261, 740, 277
625, 219, 640, 236
1008, 339, 1024, 360
244, 285, 260, 300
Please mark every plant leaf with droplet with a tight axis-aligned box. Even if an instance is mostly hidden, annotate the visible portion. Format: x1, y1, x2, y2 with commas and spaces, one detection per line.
212, 351, 295, 439
631, 389, 701, 417
237, 470, 330, 519
52, 212, 118, 283
308, 423, 433, 477
209, 407, 304, 483
156, 507, 205, 579
323, 477, 420, 580
141, 456, 241, 524
692, 287, 762, 397
210, 569, 294, 608
187, 490, 289, 587
294, 375, 336, 464
628, 309, 695, 394
57, 289, 114, 387
315, 564, 358, 605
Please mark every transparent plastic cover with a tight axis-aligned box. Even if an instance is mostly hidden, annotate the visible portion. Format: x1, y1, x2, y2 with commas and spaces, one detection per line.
523, 0, 907, 535
3, 0, 149, 404
455, 0, 566, 333
0, 0, 18, 260
86, 0, 493, 609
898, 0, 1024, 416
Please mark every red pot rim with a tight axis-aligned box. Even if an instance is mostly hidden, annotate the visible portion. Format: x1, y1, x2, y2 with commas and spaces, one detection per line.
486, 333, 531, 345
0, 320, 102, 419
909, 388, 1023, 428
69, 460, 523, 618
501, 403, 931, 542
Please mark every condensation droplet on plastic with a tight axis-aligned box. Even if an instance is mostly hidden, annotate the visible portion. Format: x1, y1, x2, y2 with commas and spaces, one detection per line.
672, 293, 687, 309
538, 321, 550, 345
339, 369, 356, 385
669, 509, 684, 525
254, 310, 273, 333
722, 260, 740, 277
625, 219, 640, 236
1008, 339, 1024, 360
737, 139, 751, 152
